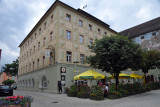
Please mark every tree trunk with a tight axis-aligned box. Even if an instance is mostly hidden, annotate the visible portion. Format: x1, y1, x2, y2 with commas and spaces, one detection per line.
115, 72, 119, 91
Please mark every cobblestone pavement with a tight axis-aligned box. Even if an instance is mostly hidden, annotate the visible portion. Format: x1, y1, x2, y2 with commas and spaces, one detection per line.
14, 90, 160, 107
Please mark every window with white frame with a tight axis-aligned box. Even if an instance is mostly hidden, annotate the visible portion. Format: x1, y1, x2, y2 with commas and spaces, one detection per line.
42, 76, 47, 88
80, 54, 85, 64
79, 20, 83, 27
50, 31, 53, 40
66, 14, 71, 21
43, 37, 46, 46
89, 24, 92, 31
80, 35, 84, 43
89, 38, 93, 45
66, 51, 72, 62
38, 42, 40, 50
66, 30, 71, 40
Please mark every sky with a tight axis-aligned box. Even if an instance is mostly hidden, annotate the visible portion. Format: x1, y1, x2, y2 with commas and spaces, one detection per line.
0, 0, 160, 66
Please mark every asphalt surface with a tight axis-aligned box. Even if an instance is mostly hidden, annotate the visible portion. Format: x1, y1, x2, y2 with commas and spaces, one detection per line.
13, 89, 160, 107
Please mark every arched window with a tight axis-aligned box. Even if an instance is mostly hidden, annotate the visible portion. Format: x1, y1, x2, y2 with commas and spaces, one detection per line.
23, 80, 25, 86
28, 79, 31, 87
32, 79, 34, 87
42, 76, 47, 88
25, 80, 28, 87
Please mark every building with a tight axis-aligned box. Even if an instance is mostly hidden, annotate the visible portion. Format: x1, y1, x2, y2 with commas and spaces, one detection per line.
120, 17, 160, 81
0, 72, 18, 85
18, 0, 117, 93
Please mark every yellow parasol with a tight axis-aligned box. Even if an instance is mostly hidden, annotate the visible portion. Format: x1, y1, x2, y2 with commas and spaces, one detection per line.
129, 73, 143, 79
74, 70, 106, 80
108, 73, 130, 79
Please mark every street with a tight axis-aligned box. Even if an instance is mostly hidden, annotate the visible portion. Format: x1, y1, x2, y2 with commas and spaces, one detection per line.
13, 89, 160, 107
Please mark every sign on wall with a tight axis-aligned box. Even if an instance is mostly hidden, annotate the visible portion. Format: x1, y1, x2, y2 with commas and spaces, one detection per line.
60, 67, 66, 86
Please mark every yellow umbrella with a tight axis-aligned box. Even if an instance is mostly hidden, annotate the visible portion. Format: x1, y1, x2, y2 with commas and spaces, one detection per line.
129, 73, 143, 79
74, 70, 106, 80
108, 73, 130, 79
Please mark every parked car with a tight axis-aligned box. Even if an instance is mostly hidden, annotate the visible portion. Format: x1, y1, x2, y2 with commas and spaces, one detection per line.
0, 86, 13, 96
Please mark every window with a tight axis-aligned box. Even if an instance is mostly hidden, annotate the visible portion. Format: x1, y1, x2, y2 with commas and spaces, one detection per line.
51, 15, 53, 23
37, 59, 39, 68
30, 49, 32, 56
152, 32, 156, 36
141, 36, 144, 39
89, 24, 92, 31
25, 44, 26, 49
66, 51, 72, 62
80, 35, 84, 43
27, 52, 28, 58
80, 54, 85, 64
66, 30, 71, 40
43, 56, 45, 66
66, 14, 71, 21
43, 37, 46, 46
32, 79, 34, 87
44, 22, 47, 30
89, 38, 93, 45
50, 32, 53, 40
104, 32, 107, 36
35, 33, 36, 39
28, 41, 29, 46
38, 42, 40, 50
42, 76, 47, 88
26, 65, 27, 72
29, 63, 31, 71
79, 20, 83, 27
33, 46, 35, 53
98, 29, 101, 35
31, 37, 33, 43
39, 28, 41, 35
33, 61, 35, 70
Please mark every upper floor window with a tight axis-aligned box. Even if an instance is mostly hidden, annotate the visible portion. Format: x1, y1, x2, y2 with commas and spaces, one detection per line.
141, 36, 144, 39
66, 51, 72, 62
44, 22, 47, 30
43, 37, 46, 46
50, 31, 53, 40
79, 20, 83, 27
37, 59, 39, 68
80, 35, 84, 43
31, 37, 33, 43
89, 24, 92, 31
66, 30, 71, 40
43, 56, 45, 66
42, 76, 47, 88
89, 38, 93, 45
35, 33, 36, 39
30, 49, 32, 56
28, 40, 29, 46
98, 29, 101, 35
38, 42, 40, 50
66, 14, 71, 22
25, 44, 26, 49
80, 54, 85, 64
104, 32, 107, 36
33, 46, 35, 53
51, 15, 53, 23
39, 28, 41, 35
33, 61, 35, 70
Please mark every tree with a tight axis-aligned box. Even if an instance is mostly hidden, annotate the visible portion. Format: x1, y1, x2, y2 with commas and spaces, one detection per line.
2, 79, 15, 86
87, 35, 143, 91
2, 58, 19, 76
2, 64, 12, 79
141, 50, 160, 83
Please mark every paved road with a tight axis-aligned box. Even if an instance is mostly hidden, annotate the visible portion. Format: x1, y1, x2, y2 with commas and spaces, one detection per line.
14, 90, 160, 107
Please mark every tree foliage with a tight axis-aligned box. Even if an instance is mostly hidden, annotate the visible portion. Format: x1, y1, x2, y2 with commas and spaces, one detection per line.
2, 58, 19, 76
2, 79, 15, 86
87, 35, 143, 90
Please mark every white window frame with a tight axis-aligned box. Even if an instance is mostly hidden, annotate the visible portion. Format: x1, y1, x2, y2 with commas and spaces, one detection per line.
66, 14, 71, 21
80, 35, 84, 43
80, 54, 85, 64
66, 51, 72, 62
66, 30, 71, 40
89, 38, 93, 45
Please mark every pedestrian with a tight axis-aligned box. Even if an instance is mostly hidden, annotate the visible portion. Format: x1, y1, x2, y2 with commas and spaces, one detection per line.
58, 81, 62, 94
104, 83, 109, 98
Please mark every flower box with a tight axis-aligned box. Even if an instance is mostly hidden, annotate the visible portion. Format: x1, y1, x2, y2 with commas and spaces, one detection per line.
0, 96, 33, 107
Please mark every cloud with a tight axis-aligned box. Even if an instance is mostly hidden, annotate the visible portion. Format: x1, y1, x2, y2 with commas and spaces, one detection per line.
0, 0, 160, 66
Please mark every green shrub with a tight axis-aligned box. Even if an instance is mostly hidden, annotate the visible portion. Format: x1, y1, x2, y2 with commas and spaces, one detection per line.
77, 85, 90, 98
108, 91, 122, 99
67, 85, 78, 97
89, 85, 104, 101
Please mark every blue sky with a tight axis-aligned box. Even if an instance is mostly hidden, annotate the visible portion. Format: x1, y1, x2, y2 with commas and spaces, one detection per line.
0, 0, 160, 66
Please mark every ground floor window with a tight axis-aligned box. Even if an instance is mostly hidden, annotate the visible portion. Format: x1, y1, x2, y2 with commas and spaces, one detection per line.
75, 80, 87, 85
42, 76, 47, 88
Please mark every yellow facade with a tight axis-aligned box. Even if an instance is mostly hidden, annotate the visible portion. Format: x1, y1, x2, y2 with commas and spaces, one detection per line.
18, 1, 117, 76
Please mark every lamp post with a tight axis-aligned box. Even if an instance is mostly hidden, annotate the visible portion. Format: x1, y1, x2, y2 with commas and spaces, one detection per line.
73, 61, 79, 73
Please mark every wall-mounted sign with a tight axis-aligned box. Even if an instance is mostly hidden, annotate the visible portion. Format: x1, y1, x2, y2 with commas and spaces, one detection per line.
60, 67, 66, 86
